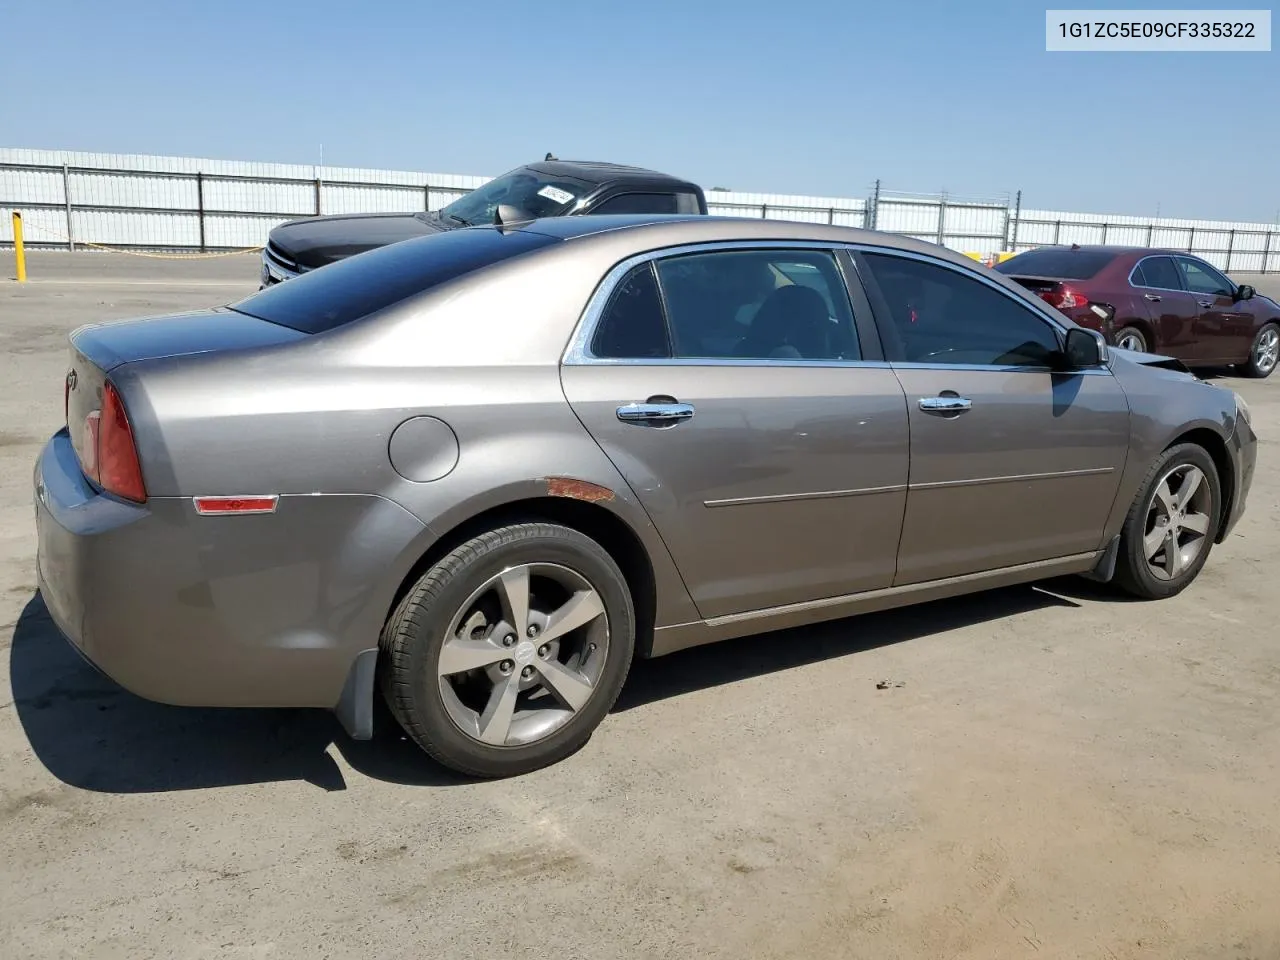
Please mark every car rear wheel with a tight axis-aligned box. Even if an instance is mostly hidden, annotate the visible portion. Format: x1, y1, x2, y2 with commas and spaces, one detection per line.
378, 522, 635, 778
1113, 443, 1221, 600
1114, 327, 1148, 353
1236, 322, 1279, 379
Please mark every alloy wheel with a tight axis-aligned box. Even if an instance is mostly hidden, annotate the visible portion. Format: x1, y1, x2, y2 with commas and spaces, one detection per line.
1116, 331, 1145, 352
1142, 463, 1213, 581
1254, 327, 1279, 375
436, 562, 610, 747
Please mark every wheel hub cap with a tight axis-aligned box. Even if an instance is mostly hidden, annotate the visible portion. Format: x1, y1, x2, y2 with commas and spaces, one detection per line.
1256, 329, 1278, 371
1142, 464, 1212, 581
436, 562, 610, 748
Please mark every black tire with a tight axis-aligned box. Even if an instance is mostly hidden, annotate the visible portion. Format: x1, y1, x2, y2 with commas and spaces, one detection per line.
1112, 443, 1221, 600
1235, 322, 1279, 379
1113, 326, 1148, 353
378, 522, 635, 778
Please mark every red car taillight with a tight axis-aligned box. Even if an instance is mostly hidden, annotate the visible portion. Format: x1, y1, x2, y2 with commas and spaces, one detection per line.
77, 380, 147, 503
1038, 285, 1090, 310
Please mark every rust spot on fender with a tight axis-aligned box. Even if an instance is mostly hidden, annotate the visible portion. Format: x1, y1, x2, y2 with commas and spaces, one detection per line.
544, 477, 616, 503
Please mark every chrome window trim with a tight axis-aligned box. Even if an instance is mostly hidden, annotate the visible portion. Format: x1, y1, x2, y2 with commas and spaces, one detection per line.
1128, 255, 1186, 294
562, 238, 1088, 371
562, 239, 883, 368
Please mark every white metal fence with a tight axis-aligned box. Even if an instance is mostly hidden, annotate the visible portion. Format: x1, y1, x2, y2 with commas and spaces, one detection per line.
3, 147, 1279, 273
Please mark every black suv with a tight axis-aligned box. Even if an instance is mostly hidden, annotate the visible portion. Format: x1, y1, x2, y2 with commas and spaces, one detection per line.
261, 158, 708, 286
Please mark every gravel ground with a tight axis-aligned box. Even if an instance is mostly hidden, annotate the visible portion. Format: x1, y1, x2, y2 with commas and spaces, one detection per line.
2, 251, 1279, 960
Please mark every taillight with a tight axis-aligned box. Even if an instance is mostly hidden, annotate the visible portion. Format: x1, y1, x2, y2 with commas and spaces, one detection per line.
82, 381, 147, 503
1038, 286, 1090, 310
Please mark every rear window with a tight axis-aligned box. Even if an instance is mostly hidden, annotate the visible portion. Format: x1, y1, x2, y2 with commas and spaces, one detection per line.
231, 227, 558, 333
994, 248, 1114, 280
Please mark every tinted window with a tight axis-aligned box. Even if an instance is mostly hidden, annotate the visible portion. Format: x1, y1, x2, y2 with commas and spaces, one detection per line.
655, 249, 860, 361
591, 263, 670, 359
589, 193, 679, 215
863, 253, 1060, 366
1131, 262, 1147, 286
232, 227, 556, 334
674, 192, 703, 214
994, 248, 1113, 279
1178, 257, 1235, 296
1134, 256, 1181, 290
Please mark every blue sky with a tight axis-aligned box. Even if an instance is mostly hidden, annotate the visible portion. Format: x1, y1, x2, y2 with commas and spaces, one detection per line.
4, 0, 1276, 221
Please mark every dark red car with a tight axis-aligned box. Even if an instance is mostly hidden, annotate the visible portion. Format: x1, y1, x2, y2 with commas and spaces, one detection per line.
995, 245, 1280, 379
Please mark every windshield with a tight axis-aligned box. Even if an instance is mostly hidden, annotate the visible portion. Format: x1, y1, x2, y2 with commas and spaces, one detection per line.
437, 167, 589, 225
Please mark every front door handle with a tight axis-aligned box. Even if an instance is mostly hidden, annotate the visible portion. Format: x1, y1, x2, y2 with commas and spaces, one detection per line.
1144, 293, 1162, 302
919, 395, 972, 414
616, 401, 695, 425
1197, 300, 1213, 308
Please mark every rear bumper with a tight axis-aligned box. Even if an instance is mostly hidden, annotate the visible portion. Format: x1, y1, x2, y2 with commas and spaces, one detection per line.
34, 428, 427, 709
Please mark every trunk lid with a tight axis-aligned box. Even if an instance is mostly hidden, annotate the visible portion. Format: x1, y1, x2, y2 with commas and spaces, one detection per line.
65, 308, 308, 473
70, 308, 309, 373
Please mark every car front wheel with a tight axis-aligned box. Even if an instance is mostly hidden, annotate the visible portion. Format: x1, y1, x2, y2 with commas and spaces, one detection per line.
378, 522, 635, 778
1113, 443, 1221, 600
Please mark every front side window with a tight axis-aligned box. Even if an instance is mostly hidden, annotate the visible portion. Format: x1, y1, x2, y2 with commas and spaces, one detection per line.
1133, 256, 1182, 290
862, 252, 1061, 367
654, 249, 861, 361
1177, 257, 1235, 297
435, 167, 588, 226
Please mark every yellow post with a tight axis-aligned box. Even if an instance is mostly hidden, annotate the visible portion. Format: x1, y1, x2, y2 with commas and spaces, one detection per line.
12, 212, 26, 283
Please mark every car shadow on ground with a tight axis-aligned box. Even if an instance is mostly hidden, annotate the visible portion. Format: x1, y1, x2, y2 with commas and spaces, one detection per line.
10, 581, 1102, 794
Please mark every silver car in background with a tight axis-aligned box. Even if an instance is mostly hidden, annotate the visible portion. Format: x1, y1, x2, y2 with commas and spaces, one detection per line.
34, 215, 1257, 777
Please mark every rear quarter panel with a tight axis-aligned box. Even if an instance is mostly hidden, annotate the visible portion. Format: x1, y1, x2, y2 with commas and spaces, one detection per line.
115, 242, 703, 639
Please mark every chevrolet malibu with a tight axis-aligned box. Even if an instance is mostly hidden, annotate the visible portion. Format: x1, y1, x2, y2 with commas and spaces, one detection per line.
34, 215, 1257, 778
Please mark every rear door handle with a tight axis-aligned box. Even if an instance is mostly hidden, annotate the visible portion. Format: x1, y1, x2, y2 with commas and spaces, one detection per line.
1197, 300, 1213, 308
919, 396, 972, 414
1143, 293, 1162, 302
616, 402, 695, 425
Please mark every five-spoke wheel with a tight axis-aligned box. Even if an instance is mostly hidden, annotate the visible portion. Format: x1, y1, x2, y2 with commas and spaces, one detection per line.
1114, 442, 1221, 599
379, 522, 634, 778
437, 562, 609, 748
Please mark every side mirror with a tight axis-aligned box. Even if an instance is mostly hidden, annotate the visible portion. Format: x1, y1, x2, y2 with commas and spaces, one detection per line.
1235, 284, 1256, 301
1063, 327, 1108, 368
493, 203, 533, 226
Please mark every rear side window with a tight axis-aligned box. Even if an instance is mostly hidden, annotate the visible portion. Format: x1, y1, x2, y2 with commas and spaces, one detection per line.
589, 193, 680, 215
231, 227, 557, 333
592, 263, 671, 359
995, 248, 1113, 279
1132, 256, 1182, 290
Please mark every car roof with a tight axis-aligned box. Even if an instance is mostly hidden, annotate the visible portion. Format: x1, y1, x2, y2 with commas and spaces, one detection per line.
504, 213, 992, 270
524, 159, 697, 187
1013, 244, 1200, 259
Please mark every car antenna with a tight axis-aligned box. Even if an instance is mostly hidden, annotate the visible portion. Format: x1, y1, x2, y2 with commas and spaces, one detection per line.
1071, 243, 1080, 250
545, 152, 557, 161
